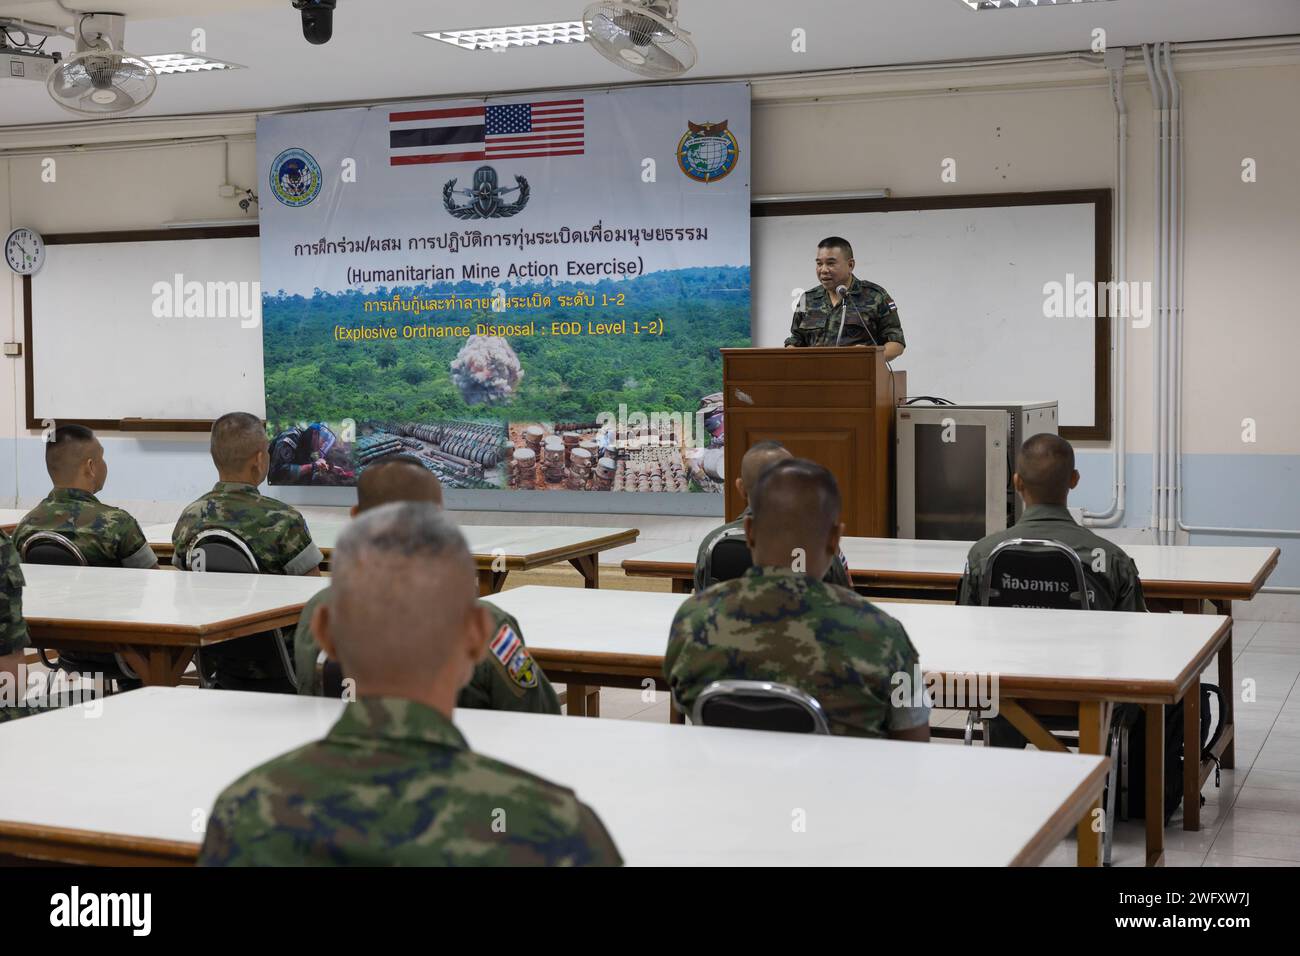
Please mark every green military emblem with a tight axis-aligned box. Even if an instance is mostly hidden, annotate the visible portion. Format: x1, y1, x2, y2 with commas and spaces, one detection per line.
507, 647, 538, 689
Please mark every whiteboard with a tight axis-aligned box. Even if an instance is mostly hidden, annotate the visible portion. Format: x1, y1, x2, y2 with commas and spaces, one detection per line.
30, 236, 264, 422
752, 202, 1099, 429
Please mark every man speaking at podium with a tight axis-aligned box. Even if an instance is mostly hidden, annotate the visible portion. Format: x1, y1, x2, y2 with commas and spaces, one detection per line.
784, 236, 906, 359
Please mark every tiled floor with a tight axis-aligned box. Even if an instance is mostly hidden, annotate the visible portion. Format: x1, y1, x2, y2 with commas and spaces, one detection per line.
564, 603, 1300, 867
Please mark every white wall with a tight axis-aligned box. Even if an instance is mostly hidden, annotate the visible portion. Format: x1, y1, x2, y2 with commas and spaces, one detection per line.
754, 59, 1300, 458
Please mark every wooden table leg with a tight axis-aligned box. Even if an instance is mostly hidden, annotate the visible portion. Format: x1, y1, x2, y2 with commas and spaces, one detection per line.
1075, 700, 1106, 868
671, 578, 692, 595
568, 554, 599, 589
1144, 703, 1166, 866
1000, 699, 1069, 754
567, 683, 588, 717
117, 646, 195, 687
1183, 682, 1201, 831
477, 568, 509, 595
585, 687, 600, 717
1212, 599, 1236, 769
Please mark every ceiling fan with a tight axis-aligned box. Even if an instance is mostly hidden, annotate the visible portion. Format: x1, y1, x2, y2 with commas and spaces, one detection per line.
582, 0, 697, 78
0, 9, 235, 116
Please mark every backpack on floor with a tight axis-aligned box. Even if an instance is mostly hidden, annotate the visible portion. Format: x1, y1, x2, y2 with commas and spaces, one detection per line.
1123, 683, 1225, 824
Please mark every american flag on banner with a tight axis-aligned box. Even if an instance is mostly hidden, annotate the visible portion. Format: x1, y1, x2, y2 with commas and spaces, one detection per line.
389, 99, 586, 166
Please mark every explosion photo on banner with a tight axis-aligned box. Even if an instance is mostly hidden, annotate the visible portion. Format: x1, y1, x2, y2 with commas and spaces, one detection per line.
256, 83, 750, 497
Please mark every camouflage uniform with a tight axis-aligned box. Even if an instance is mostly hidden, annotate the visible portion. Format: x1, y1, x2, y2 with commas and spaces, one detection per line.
666, 565, 930, 737
956, 504, 1146, 612
198, 696, 623, 866
173, 482, 323, 688
172, 482, 322, 574
13, 488, 156, 680
785, 276, 905, 349
0, 532, 31, 724
13, 488, 156, 568
293, 586, 561, 715
694, 506, 851, 592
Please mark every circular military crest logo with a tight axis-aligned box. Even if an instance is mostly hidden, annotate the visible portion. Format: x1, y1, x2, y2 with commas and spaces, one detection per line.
676, 120, 739, 184
269, 147, 323, 207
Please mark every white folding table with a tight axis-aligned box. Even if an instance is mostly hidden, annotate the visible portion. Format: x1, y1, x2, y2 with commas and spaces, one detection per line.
484, 585, 1231, 867
0, 686, 1107, 868
147, 520, 638, 593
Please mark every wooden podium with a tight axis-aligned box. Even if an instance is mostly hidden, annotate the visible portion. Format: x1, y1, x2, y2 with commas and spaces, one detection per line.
721, 347, 897, 537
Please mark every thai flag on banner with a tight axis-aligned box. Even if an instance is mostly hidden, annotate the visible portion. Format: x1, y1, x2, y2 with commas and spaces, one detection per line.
389, 99, 586, 166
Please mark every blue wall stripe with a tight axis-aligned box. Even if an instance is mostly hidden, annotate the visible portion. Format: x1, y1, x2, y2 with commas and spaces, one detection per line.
2, 438, 1295, 585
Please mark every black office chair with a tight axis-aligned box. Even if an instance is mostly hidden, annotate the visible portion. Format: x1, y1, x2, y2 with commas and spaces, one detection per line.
184, 529, 263, 575
707, 536, 754, 586
182, 529, 297, 693
978, 536, 1126, 865
20, 531, 139, 694
22, 531, 87, 567
979, 538, 1092, 610
690, 680, 830, 735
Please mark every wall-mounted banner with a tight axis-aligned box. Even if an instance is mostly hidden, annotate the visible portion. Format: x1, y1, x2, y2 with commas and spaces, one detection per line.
256, 82, 750, 496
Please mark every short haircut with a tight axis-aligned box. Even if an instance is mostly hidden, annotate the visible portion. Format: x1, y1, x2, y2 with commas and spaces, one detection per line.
1016, 433, 1075, 504
818, 236, 854, 260
740, 440, 791, 494
749, 458, 841, 538
210, 412, 266, 472
329, 502, 476, 682
357, 456, 443, 513
46, 424, 97, 481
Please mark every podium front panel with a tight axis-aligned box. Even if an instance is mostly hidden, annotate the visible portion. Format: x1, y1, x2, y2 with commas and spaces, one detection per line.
726, 411, 869, 533
721, 347, 894, 537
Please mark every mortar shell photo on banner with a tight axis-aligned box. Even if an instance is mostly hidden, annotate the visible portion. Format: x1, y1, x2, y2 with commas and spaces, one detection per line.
357, 420, 508, 490
504, 397, 723, 494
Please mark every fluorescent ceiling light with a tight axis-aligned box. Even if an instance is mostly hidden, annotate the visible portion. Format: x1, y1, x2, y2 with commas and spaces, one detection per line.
142, 53, 243, 74
957, 0, 1116, 9
418, 22, 587, 51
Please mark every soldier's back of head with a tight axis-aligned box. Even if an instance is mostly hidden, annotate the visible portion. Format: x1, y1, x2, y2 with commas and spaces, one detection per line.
199, 503, 620, 866
669, 461, 924, 738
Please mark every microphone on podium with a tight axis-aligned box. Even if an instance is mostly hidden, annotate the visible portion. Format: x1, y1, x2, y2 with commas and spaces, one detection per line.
834, 285, 849, 347
834, 284, 880, 348
836, 282, 895, 407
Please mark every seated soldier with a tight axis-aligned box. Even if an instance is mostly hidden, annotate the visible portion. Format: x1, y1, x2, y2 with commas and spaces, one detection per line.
174, 412, 323, 690
694, 440, 851, 592
199, 503, 622, 866
294, 455, 560, 714
13, 424, 158, 570
13, 424, 157, 683
0, 532, 32, 724
667, 458, 930, 740
958, 433, 1145, 749
957, 433, 1146, 612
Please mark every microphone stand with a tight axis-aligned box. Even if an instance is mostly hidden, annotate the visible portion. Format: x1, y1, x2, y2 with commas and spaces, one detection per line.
840, 281, 899, 411
833, 284, 849, 347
